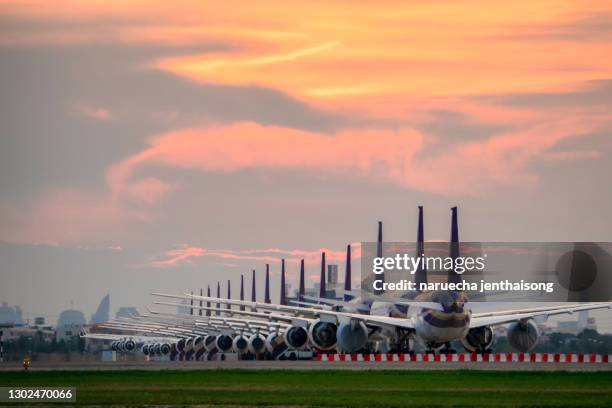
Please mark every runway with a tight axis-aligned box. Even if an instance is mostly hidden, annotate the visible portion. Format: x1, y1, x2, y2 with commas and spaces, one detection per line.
0, 360, 610, 371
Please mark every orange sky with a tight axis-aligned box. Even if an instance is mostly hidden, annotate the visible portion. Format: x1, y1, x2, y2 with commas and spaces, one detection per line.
1, 0, 611, 247
3, 0, 612, 113
2, 0, 612, 319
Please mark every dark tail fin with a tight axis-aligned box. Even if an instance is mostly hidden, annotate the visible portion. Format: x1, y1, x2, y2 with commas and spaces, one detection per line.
251, 270, 256, 302
448, 206, 462, 284
299, 259, 305, 301
344, 244, 352, 301
375, 221, 384, 294
319, 252, 327, 298
206, 285, 211, 317
280, 259, 287, 305
226, 280, 231, 310
240, 274, 245, 311
415, 206, 428, 289
190, 291, 194, 315
265, 264, 271, 304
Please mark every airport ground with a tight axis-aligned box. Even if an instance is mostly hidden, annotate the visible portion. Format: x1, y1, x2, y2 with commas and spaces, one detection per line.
0, 359, 611, 371
0, 366, 611, 407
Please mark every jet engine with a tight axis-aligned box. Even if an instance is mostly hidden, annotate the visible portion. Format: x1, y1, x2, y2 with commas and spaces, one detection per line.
159, 343, 171, 355
232, 335, 249, 354
152, 343, 162, 356
184, 337, 194, 353
507, 320, 539, 352
124, 339, 136, 352
175, 338, 186, 353
110, 341, 118, 351
147, 344, 157, 356
248, 334, 266, 354
265, 332, 286, 353
461, 326, 494, 353
141, 344, 150, 355
216, 334, 234, 352
307, 320, 338, 350
284, 326, 309, 350
192, 336, 204, 352
336, 321, 368, 353
204, 335, 217, 352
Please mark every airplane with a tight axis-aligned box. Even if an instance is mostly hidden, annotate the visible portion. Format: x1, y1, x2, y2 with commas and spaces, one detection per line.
84, 306, 293, 359
158, 288, 611, 355
153, 208, 612, 354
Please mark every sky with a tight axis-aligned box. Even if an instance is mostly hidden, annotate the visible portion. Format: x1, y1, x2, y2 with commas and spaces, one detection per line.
0, 1, 611, 327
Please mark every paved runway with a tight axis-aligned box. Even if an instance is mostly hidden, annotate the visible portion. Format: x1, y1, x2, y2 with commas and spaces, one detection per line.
1, 360, 610, 371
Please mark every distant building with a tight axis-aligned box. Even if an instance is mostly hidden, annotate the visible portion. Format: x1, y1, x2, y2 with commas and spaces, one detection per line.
57, 309, 86, 328
557, 311, 598, 334
56, 309, 86, 340
557, 321, 581, 334
90, 294, 110, 324
585, 317, 597, 331
327, 265, 339, 286
177, 299, 191, 315
0, 302, 23, 325
307, 284, 341, 299
56, 324, 83, 340
115, 307, 138, 319
2, 326, 54, 341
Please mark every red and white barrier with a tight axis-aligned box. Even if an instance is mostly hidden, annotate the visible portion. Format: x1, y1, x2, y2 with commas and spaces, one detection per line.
315, 353, 611, 363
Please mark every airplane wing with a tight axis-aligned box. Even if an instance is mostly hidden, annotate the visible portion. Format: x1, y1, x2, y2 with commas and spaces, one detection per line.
289, 299, 334, 309
153, 292, 416, 330
145, 306, 293, 334
470, 302, 612, 328
300, 296, 371, 312
82, 332, 178, 343
302, 295, 446, 312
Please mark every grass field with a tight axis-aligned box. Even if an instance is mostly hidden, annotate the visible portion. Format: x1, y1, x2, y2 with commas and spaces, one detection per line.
1, 369, 612, 407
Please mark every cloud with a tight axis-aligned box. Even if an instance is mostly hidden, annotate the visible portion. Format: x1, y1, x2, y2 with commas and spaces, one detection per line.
480, 79, 612, 109
501, 12, 612, 42
108, 120, 598, 197
1, 116, 602, 247
73, 102, 113, 121
0, 188, 138, 246
144, 243, 362, 269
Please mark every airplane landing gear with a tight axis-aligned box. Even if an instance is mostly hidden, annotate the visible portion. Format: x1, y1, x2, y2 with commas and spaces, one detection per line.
440, 342, 457, 354
425, 341, 440, 354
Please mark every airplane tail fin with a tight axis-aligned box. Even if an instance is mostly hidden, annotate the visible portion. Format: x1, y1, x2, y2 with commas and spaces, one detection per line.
299, 259, 305, 301
344, 244, 353, 301
415, 206, 428, 289
280, 259, 287, 305
375, 221, 384, 294
319, 252, 327, 298
264, 264, 271, 304
448, 206, 462, 285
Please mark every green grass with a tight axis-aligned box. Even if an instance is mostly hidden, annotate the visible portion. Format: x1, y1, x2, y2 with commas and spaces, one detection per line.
1, 369, 611, 407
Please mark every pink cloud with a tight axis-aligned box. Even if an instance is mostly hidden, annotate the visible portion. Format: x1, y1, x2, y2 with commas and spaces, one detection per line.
109, 120, 598, 198
107, 122, 424, 196
2, 118, 602, 247
0, 188, 140, 246
144, 243, 362, 269
123, 177, 175, 205
73, 103, 113, 121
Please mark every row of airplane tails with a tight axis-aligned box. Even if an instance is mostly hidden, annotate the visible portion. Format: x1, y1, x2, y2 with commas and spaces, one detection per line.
84, 207, 612, 361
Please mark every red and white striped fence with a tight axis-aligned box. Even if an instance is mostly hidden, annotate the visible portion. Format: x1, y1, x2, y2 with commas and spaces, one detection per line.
315, 353, 611, 363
